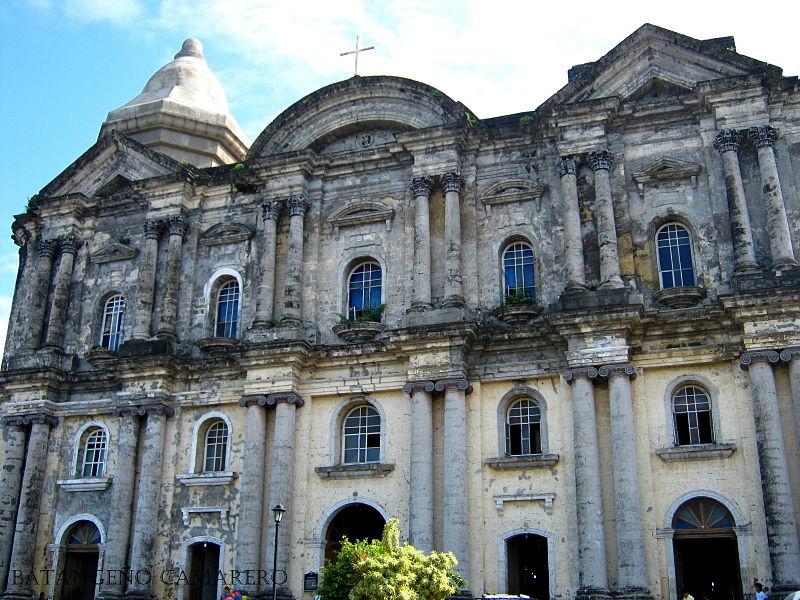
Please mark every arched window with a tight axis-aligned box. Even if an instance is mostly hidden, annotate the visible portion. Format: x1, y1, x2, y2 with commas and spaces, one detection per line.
657, 224, 696, 289
347, 262, 383, 321
203, 420, 229, 472
100, 294, 125, 351
80, 427, 108, 477
342, 405, 381, 464
672, 385, 713, 445
502, 242, 535, 302
505, 398, 542, 456
215, 279, 240, 339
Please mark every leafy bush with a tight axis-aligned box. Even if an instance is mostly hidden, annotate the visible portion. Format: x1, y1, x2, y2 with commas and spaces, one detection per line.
318, 518, 465, 600
335, 304, 386, 324
504, 288, 534, 305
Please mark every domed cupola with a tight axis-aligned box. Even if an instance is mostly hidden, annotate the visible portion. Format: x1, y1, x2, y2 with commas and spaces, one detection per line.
99, 38, 250, 167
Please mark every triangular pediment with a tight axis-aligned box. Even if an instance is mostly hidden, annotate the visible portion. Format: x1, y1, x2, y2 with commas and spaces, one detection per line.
480, 179, 545, 206
541, 24, 781, 108
199, 222, 255, 246
39, 130, 182, 199
90, 241, 139, 264
633, 157, 701, 188
329, 201, 395, 230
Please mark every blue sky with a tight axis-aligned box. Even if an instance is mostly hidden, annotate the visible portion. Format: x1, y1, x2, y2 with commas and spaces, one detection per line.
1, 0, 798, 354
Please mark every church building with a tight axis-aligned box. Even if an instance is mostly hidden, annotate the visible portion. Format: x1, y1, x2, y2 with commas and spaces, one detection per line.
1, 23, 799, 600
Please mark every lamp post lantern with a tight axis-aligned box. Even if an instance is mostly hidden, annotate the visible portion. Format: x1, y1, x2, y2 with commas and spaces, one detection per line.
271, 504, 286, 600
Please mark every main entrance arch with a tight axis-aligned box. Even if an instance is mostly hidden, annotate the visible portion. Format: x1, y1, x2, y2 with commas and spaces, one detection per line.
58, 521, 101, 600
323, 502, 386, 565
505, 532, 550, 599
672, 497, 743, 600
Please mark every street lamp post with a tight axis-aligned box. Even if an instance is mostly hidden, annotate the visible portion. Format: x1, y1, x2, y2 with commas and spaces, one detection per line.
271, 504, 286, 600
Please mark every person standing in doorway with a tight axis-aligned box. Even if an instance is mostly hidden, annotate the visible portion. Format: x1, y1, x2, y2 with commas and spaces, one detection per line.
683, 591, 695, 600
754, 583, 766, 600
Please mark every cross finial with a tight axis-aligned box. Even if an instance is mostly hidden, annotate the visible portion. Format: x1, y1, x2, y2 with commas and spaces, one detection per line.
340, 35, 374, 77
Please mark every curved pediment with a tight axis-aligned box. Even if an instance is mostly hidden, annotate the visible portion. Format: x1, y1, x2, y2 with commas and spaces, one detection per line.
199, 222, 254, 246
248, 76, 470, 159
329, 201, 395, 233
480, 179, 545, 206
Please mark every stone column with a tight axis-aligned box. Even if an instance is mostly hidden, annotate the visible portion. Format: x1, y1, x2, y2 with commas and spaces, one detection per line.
559, 156, 587, 292
435, 378, 471, 591
3, 414, 57, 600
588, 151, 623, 289
27, 239, 57, 350
132, 220, 162, 339
0, 418, 27, 590
441, 172, 464, 308
749, 125, 797, 269
564, 367, 609, 598
402, 381, 435, 552
741, 351, 800, 592
97, 408, 140, 600
263, 393, 304, 599
598, 364, 650, 599
127, 405, 172, 600
155, 216, 189, 339
410, 176, 434, 311
44, 236, 81, 349
714, 130, 759, 274
236, 397, 269, 593
779, 347, 800, 452
253, 200, 281, 328
281, 194, 309, 327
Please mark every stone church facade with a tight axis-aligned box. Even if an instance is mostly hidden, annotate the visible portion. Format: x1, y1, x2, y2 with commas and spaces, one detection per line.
1, 23, 799, 600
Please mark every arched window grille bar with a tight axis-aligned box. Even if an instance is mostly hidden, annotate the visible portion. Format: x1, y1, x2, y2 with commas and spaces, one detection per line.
215, 280, 240, 339
342, 405, 381, 464
502, 242, 536, 301
203, 420, 229, 472
505, 398, 542, 456
657, 224, 696, 289
347, 262, 383, 321
100, 294, 126, 351
81, 428, 108, 477
672, 385, 713, 446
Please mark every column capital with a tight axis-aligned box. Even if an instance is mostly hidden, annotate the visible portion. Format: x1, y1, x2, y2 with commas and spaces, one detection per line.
59, 235, 83, 255
130, 403, 175, 417
749, 124, 778, 149
36, 238, 58, 259
261, 198, 282, 221
779, 346, 800, 362
410, 176, 434, 198
558, 155, 578, 177
144, 219, 163, 239
563, 366, 598, 383
714, 129, 741, 153
0, 415, 26, 427
598, 363, 637, 380
402, 380, 435, 394
1, 412, 59, 427
112, 405, 143, 417
434, 378, 472, 393
287, 194, 310, 217
166, 215, 190, 238
238, 392, 305, 408
588, 150, 613, 172
441, 171, 463, 193
740, 349, 781, 369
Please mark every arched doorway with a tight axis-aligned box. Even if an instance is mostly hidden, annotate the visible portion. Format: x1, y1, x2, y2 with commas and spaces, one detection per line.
59, 521, 101, 600
324, 503, 386, 564
186, 541, 221, 600
672, 497, 743, 600
506, 533, 549, 600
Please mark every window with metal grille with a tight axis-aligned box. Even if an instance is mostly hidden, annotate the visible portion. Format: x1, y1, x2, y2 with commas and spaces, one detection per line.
347, 262, 382, 321
502, 242, 536, 301
342, 405, 381, 464
100, 294, 125, 351
81, 428, 108, 477
203, 420, 228, 472
215, 280, 240, 339
672, 385, 713, 445
657, 224, 696, 289
505, 398, 542, 456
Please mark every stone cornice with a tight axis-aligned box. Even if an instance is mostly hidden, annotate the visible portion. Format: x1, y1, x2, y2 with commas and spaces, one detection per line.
740, 350, 780, 369
402, 380, 435, 394
563, 367, 598, 383
598, 362, 637, 379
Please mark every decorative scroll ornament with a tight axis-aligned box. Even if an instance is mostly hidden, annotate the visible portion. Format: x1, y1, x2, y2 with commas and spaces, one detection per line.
563, 366, 598, 383
410, 176, 434, 198
1, 413, 59, 427
287, 194, 310, 217
166, 215, 190, 238
402, 380, 436, 394
558, 156, 578, 177
0, 415, 26, 427
441, 172, 463, 194
144, 219, 163, 239
588, 150, 613, 172
779, 347, 800, 362
136, 403, 176, 417
713, 130, 740, 154
598, 363, 637, 379
238, 392, 305, 408
740, 350, 780, 369
434, 378, 472, 393
113, 406, 143, 417
36, 239, 58, 259
749, 125, 778, 149
261, 199, 282, 222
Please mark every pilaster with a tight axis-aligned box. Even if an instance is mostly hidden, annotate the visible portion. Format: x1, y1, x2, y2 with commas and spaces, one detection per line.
0, 418, 27, 590
27, 239, 57, 350
281, 194, 309, 326
403, 380, 436, 552
132, 220, 163, 339
43, 235, 82, 349
156, 216, 189, 339
441, 172, 464, 308
410, 176, 434, 311
559, 156, 587, 292
252, 199, 282, 328
588, 151, 623, 289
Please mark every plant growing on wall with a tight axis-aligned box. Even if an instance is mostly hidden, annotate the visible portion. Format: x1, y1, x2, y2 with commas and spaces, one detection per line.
335, 304, 386, 324
504, 288, 534, 305
318, 518, 465, 600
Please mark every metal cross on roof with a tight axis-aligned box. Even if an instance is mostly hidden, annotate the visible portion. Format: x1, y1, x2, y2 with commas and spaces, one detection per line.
340, 35, 374, 77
